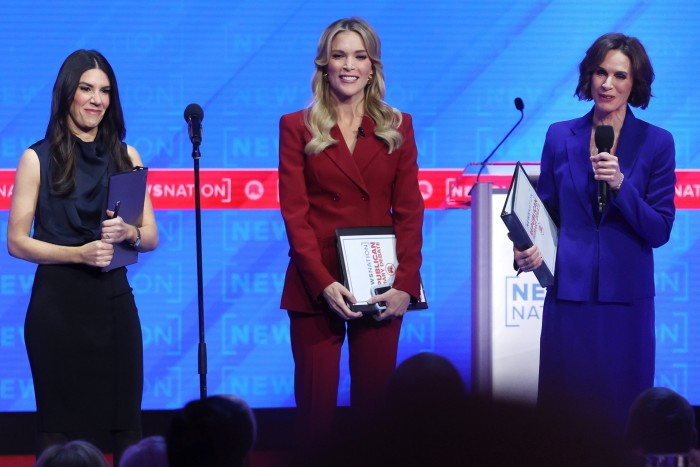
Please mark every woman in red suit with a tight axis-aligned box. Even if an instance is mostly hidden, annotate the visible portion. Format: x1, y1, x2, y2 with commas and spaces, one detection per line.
278, 17, 424, 454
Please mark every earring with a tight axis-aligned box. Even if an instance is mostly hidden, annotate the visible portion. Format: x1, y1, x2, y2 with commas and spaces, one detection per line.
322, 72, 328, 81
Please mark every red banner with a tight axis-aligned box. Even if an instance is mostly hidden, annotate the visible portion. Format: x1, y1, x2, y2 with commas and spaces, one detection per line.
2, 168, 700, 210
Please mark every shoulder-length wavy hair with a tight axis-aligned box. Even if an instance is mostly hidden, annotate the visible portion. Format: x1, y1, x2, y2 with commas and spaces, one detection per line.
304, 17, 403, 155
46, 49, 132, 196
574, 32, 655, 109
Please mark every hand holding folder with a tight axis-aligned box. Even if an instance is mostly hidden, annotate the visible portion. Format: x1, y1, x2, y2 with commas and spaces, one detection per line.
102, 167, 148, 271
501, 162, 558, 287
336, 226, 428, 313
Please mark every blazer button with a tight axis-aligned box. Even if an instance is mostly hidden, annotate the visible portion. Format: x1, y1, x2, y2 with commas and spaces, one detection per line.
333, 193, 340, 201
361, 195, 368, 201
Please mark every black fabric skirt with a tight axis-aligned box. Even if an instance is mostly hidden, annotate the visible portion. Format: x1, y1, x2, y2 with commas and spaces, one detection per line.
24, 264, 143, 433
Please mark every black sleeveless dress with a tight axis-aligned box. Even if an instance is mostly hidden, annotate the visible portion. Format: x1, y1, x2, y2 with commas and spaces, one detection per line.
24, 138, 143, 433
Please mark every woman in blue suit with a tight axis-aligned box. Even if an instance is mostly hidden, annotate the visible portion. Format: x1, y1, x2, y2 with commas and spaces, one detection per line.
514, 33, 675, 436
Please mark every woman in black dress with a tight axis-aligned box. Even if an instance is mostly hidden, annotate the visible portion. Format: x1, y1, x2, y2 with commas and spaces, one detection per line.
6, 49, 158, 464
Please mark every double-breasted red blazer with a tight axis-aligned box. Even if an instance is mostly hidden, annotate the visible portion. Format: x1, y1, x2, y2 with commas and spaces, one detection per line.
278, 109, 424, 314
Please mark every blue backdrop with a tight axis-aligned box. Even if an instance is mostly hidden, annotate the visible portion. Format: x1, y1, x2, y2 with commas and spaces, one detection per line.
1, 0, 699, 410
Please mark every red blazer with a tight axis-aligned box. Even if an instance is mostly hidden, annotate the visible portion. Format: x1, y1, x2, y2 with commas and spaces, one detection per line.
278, 109, 424, 314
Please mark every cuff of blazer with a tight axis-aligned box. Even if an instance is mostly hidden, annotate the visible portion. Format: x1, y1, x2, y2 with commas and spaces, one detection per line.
392, 272, 421, 302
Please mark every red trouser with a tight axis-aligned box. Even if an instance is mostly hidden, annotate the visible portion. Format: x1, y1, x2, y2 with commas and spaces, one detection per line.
288, 310, 403, 441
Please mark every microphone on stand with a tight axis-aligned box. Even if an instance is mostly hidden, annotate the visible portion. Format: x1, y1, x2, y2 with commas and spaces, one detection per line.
183, 102, 208, 399
184, 103, 204, 147
475, 97, 525, 182
594, 125, 614, 213
442, 98, 525, 208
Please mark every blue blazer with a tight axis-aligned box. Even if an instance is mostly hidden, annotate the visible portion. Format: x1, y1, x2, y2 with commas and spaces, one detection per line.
537, 107, 675, 302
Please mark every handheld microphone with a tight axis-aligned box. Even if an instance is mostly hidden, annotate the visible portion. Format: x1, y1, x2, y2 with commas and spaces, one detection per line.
184, 103, 204, 146
476, 97, 525, 182
594, 125, 614, 213
358, 126, 366, 138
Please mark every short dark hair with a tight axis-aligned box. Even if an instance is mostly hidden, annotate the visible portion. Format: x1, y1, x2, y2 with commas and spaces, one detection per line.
35, 440, 109, 467
574, 32, 654, 109
626, 387, 697, 454
167, 395, 257, 467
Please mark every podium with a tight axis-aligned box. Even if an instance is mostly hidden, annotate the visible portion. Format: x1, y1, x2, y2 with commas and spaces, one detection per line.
470, 175, 546, 405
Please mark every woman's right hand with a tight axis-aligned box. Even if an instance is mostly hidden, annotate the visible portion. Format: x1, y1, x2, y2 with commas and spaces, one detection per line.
322, 282, 364, 320
513, 243, 542, 273
80, 240, 114, 268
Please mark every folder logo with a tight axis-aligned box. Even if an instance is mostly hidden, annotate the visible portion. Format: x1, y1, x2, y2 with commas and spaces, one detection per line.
361, 240, 392, 286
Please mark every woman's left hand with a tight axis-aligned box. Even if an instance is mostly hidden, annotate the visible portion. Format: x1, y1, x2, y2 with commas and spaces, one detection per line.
591, 151, 624, 189
101, 209, 134, 244
367, 288, 410, 322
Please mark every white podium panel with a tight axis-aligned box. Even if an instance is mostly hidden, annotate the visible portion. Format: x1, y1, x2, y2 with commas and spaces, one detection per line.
471, 181, 546, 405
490, 191, 544, 404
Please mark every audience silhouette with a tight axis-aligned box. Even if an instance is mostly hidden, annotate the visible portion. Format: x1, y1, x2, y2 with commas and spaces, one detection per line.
166, 394, 256, 467
119, 435, 168, 467
34, 439, 109, 467
37, 361, 700, 467
307, 352, 637, 466
626, 386, 699, 466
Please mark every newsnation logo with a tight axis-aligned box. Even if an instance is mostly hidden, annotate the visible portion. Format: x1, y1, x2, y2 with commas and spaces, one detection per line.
2, 168, 700, 210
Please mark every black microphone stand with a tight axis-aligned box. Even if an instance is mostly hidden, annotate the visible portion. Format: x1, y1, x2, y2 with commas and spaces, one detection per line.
475, 105, 524, 182
191, 136, 207, 400
441, 98, 524, 208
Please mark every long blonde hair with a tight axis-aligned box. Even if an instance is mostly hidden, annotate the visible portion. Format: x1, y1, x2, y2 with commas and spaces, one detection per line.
304, 17, 403, 155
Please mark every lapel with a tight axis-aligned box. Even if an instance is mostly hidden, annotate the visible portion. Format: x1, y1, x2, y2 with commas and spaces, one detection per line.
320, 116, 384, 194
615, 108, 642, 179
565, 106, 642, 222
352, 116, 384, 172
565, 111, 595, 222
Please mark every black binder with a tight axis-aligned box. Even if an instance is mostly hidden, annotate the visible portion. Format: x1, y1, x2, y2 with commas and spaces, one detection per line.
336, 226, 428, 313
500, 162, 558, 287
102, 167, 148, 272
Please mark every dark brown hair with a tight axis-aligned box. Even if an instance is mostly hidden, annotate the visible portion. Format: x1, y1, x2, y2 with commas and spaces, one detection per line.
47, 49, 132, 196
574, 33, 654, 109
